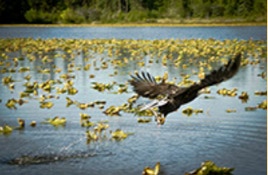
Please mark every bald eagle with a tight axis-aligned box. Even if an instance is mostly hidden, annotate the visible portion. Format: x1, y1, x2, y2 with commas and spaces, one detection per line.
129, 53, 241, 124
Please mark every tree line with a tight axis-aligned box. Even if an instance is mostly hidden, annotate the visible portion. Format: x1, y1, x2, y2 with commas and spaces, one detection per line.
0, 0, 266, 24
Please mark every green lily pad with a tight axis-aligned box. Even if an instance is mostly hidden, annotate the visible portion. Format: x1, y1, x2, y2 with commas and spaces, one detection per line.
185, 161, 234, 175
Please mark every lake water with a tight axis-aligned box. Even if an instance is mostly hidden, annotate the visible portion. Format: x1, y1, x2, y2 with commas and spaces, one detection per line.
0, 26, 266, 175
0, 26, 266, 40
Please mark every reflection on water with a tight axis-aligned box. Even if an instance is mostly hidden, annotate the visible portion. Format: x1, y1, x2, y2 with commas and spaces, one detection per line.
0, 37, 266, 175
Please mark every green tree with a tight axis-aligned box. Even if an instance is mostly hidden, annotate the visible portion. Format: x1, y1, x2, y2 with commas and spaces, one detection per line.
0, 0, 266, 24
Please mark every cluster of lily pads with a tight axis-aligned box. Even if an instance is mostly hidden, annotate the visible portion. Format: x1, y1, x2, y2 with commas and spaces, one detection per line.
0, 116, 134, 149
0, 37, 266, 119
143, 161, 234, 175
0, 117, 35, 135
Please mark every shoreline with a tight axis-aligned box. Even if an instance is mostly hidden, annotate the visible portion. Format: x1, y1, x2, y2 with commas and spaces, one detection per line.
0, 22, 266, 28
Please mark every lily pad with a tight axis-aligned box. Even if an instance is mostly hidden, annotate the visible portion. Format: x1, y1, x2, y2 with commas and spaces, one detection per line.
238, 91, 249, 103
226, 109, 236, 113
2, 76, 14, 85
111, 129, 133, 141
254, 91, 267, 96
5, 98, 18, 109
142, 162, 160, 175
42, 116, 66, 127
103, 105, 122, 116
258, 100, 267, 110
137, 118, 152, 123
182, 107, 203, 116
185, 161, 234, 175
0, 124, 13, 135
245, 106, 257, 111
217, 88, 237, 97
40, 101, 54, 109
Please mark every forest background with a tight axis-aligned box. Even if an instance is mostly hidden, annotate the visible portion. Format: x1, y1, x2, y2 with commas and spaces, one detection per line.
0, 0, 266, 24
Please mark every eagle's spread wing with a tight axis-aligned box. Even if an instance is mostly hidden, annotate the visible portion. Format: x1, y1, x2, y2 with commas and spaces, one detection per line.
157, 52, 242, 115
129, 71, 180, 99
197, 52, 241, 89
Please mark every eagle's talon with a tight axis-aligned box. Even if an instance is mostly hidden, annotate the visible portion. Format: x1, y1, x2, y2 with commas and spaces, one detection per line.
156, 115, 165, 125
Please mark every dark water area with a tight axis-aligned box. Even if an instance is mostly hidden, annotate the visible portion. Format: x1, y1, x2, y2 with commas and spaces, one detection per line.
0, 26, 266, 40
0, 27, 266, 175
